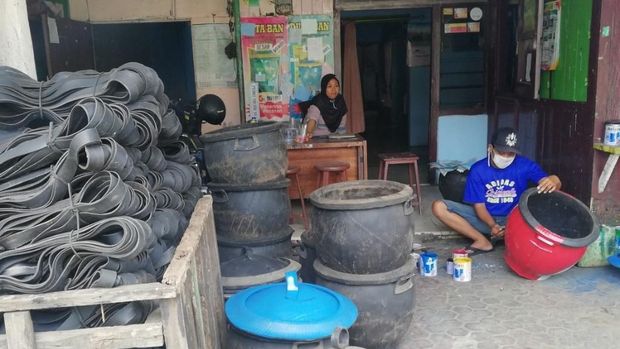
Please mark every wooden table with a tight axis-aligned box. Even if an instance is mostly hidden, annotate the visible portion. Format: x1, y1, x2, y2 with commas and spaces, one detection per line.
287, 134, 367, 199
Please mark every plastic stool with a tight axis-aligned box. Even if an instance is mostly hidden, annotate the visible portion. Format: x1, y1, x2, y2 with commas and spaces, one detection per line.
378, 152, 422, 214
314, 161, 350, 188
287, 166, 308, 229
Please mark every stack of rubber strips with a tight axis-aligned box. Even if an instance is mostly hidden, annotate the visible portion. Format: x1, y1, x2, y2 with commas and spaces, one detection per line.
0, 63, 202, 332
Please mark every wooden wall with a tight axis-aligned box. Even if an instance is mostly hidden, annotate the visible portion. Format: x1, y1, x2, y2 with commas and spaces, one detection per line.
539, 0, 592, 102
68, 0, 240, 131
591, 0, 620, 225
240, 0, 332, 17
490, 0, 598, 206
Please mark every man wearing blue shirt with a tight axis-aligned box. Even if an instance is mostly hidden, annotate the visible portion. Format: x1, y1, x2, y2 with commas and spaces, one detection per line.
431, 127, 562, 253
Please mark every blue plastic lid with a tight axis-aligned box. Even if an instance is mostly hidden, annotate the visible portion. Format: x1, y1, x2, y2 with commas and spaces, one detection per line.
608, 255, 620, 268
225, 272, 358, 341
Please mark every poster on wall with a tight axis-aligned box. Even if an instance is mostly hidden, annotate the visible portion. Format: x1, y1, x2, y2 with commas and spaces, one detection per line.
240, 17, 289, 121
192, 24, 237, 89
541, 0, 561, 71
287, 15, 334, 120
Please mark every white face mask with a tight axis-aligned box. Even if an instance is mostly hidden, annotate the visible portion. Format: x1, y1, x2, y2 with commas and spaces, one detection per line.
492, 151, 515, 169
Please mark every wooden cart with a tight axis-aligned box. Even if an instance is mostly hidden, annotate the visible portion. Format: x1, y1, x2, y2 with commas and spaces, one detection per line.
0, 196, 224, 349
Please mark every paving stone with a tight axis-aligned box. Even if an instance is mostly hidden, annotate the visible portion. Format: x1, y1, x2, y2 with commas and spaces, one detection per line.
398, 237, 620, 349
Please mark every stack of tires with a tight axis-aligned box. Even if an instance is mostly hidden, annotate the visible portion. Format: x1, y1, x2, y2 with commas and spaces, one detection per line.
200, 122, 299, 298
304, 180, 417, 349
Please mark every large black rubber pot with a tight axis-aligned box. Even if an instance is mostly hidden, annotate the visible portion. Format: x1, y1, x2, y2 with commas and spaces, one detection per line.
210, 179, 291, 243
226, 327, 350, 349
309, 180, 414, 274
200, 121, 287, 184
314, 257, 416, 349
218, 231, 293, 263
438, 169, 469, 203
220, 252, 300, 299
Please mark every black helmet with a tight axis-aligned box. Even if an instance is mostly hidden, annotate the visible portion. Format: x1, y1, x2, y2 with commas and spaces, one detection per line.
197, 94, 226, 125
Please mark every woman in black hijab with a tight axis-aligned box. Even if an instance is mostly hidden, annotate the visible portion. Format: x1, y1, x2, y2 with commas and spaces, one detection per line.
300, 74, 348, 138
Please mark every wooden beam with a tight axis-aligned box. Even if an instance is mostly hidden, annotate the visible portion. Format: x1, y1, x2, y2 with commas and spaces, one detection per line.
0, 283, 176, 313
162, 196, 212, 287
429, 5, 441, 162
0, 323, 163, 349
4, 312, 35, 349
333, 9, 342, 79
335, 0, 487, 11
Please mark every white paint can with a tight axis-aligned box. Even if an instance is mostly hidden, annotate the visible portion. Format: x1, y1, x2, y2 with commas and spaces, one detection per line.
453, 257, 472, 282
604, 121, 620, 146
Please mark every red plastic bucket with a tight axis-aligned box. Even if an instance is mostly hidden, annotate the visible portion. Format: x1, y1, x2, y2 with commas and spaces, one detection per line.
504, 188, 599, 280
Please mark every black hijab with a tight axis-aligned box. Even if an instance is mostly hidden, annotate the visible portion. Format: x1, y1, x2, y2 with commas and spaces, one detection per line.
299, 74, 348, 133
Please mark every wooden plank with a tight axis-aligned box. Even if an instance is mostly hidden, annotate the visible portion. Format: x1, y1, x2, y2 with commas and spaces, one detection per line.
163, 197, 211, 287
160, 297, 188, 349
160, 196, 224, 349
180, 274, 200, 349
4, 312, 35, 349
429, 5, 441, 162
0, 323, 163, 349
301, 1, 313, 14
292, 0, 303, 15
0, 283, 175, 313
335, 0, 487, 11
323, 0, 333, 14
539, 0, 593, 101
187, 258, 205, 349
201, 204, 226, 347
333, 9, 341, 79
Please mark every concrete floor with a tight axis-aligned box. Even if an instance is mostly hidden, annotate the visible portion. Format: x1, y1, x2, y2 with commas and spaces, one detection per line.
291, 172, 620, 349
401, 237, 620, 349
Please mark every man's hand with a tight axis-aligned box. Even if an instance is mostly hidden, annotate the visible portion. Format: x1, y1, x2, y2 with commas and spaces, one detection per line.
491, 224, 505, 238
537, 175, 561, 194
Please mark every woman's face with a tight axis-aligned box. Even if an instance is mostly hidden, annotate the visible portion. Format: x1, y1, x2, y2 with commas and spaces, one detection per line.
325, 78, 340, 100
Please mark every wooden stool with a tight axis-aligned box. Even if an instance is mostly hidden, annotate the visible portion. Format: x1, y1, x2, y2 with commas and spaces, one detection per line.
287, 165, 308, 229
377, 152, 422, 214
314, 161, 350, 188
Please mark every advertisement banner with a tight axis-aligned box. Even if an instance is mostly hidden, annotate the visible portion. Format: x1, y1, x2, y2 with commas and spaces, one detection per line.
287, 15, 334, 120
240, 17, 289, 121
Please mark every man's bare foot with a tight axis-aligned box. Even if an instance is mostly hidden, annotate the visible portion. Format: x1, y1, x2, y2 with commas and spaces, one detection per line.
469, 238, 493, 251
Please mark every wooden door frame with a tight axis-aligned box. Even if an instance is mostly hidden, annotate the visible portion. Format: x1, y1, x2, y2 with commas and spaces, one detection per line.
334, 0, 488, 162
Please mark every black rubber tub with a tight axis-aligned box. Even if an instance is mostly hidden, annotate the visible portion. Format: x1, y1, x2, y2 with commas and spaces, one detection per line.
314, 257, 415, 349
218, 231, 293, 263
220, 253, 300, 299
200, 121, 287, 184
438, 169, 469, 203
209, 179, 291, 243
309, 180, 414, 274
226, 327, 351, 349
294, 232, 318, 283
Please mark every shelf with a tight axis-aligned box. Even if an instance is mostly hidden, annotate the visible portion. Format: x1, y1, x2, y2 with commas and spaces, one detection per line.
594, 143, 620, 154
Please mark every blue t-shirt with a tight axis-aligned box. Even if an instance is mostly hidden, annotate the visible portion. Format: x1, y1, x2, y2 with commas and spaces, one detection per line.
463, 155, 548, 216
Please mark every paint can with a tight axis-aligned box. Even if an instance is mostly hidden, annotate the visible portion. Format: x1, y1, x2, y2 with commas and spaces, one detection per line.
453, 257, 472, 282
420, 251, 438, 277
603, 120, 620, 146
452, 248, 469, 259
446, 258, 454, 274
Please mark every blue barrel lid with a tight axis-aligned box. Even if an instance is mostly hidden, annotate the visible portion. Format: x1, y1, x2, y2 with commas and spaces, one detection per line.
225, 272, 358, 341
609, 255, 620, 269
